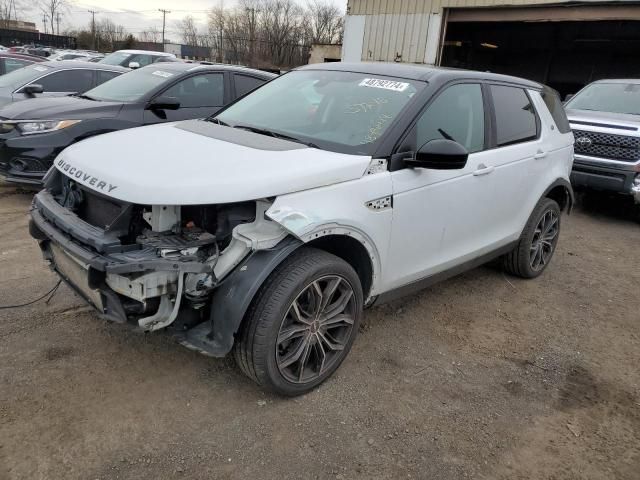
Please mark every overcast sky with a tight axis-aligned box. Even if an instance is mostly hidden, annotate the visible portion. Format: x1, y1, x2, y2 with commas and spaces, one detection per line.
21, 0, 346, 41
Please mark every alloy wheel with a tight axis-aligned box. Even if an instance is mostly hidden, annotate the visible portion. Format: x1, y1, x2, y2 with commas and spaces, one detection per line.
529, 209, 559, 271
276, 275, 356, 384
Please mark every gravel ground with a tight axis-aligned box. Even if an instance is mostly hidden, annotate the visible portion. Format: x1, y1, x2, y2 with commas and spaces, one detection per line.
1, 186, 638, 480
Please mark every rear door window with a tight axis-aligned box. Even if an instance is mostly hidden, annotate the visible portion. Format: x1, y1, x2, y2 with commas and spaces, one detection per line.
490, 85, 538, 146
96, 70, 122, 86
234, 74, 266, 98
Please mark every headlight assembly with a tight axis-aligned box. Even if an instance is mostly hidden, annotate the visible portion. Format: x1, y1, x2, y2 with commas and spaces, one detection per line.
16, 120, 81, 135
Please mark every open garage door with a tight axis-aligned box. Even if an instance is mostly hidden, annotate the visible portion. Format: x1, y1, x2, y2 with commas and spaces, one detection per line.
440, 5, 640, 98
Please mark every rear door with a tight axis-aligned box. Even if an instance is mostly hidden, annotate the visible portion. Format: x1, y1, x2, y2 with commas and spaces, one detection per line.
144, 72, 228, 123
483, 83, 545, 242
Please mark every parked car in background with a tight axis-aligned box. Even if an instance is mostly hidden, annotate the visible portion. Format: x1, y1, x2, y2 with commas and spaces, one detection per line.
50, 51, 103, 62
565, 79, 640, 205
0, 52, 46, 75
28, 63, 574, 395
0, 63, 275, 185
0, 61, 127, 109
99, 50, 177, 69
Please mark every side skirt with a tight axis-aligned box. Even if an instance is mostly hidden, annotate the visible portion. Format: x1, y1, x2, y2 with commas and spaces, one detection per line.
372, 241, 518, 306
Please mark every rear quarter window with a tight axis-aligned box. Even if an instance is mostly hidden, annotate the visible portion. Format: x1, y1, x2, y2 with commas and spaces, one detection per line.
541, 86, 571, 134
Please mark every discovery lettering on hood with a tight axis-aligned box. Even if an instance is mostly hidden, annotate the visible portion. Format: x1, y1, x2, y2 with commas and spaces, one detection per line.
56, 158, 118, 193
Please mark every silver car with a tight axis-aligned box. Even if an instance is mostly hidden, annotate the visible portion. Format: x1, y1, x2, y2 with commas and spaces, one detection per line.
565, 79, 640, 204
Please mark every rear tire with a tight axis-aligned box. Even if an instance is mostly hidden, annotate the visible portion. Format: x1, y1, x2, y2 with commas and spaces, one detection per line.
234, 247, 363, 396
503, 198, 561, 278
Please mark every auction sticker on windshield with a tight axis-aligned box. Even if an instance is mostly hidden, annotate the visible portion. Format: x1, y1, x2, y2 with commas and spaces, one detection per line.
359, 78, 409, 92
152, 71, 174, 78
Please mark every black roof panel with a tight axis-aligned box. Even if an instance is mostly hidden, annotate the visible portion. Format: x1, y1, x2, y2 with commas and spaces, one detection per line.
297, 61, 542, 89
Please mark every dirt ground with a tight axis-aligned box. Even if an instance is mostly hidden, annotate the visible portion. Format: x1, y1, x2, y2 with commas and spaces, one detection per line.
0, 185, 638, 480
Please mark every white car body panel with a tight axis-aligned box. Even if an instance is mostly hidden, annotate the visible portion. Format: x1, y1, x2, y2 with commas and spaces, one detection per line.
267, 172, 394, 297
53, 123, 373, 205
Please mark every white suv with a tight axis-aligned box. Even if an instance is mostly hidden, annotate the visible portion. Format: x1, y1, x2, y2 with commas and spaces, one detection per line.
30, 63, 574, 395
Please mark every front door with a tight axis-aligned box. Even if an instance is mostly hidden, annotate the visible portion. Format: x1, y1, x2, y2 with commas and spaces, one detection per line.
143, 72, 227, 124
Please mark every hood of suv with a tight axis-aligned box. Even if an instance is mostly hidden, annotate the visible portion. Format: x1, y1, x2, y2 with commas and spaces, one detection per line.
0, 96, 123, 120
566, 108, 640, 131
54, 120, 372, 205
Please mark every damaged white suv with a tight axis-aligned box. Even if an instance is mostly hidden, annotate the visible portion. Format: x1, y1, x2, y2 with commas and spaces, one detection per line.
30, 63, 574, 395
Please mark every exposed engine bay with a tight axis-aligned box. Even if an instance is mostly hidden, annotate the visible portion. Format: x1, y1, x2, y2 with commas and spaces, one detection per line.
33, 169, 288, 333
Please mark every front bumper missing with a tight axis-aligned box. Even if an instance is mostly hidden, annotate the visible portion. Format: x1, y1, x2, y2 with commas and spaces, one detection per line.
30, 190, 223, 342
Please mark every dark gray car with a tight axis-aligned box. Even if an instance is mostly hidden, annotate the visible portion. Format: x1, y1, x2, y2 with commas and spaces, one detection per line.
0, 60, 128, 108
0, 63, 276, 185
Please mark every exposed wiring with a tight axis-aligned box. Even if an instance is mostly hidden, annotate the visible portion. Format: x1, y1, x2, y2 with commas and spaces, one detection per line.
0, 280, 62, 310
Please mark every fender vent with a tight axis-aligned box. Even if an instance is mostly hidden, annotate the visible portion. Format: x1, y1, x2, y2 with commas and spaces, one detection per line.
365, 196, 392, 211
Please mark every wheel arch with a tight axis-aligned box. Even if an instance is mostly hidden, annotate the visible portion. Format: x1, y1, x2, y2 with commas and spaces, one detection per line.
543, 178, 574, 214
197, 230, 377, 357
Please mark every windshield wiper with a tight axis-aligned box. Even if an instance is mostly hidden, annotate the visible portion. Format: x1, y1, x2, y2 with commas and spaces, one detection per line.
233, 124, 319, 149
208, 117, 229, 126
73, 93, 97, 101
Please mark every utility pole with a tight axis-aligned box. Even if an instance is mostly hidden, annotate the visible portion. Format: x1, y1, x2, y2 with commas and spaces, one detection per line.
158, 9, 170, 50
56, 13, 62, 35
88, 10, 98, 50
42, 14, 48, 34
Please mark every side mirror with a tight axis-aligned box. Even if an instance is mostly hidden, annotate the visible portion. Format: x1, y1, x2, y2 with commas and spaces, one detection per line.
564, 93, 574, 103
22, 84, 44, 96
147, 96, 180, 111
405, 139, 468, 170
128, 61, 140, 69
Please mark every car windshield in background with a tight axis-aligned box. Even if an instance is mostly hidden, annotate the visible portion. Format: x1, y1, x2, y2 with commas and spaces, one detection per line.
215, 70, 422, 155
99, 52, 132, 66
566, 82, 640, 115
0, 63, 51, 89
83, 68, 175, 102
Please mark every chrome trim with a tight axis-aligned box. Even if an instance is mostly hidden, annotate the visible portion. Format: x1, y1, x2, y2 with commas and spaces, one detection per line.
573, 153, 640, 169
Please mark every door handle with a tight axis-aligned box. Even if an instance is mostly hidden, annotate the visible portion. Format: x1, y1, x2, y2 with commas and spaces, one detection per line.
473, 163, 495, 176
534, 150, 547, 160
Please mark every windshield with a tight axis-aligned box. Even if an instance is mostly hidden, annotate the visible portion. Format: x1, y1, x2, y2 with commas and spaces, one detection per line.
215, 70, 422, 155
566, 82, 640, 115
99, 52, 132, 66
83, 67, 177, 102
0, 63, 52, 89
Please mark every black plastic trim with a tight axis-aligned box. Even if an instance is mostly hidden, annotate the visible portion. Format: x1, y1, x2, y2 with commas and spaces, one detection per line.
373, 241, 518, 306
178, 237, 303, 357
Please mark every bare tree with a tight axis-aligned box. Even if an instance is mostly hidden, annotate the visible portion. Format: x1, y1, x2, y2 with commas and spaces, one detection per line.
0, 0, 21, 28
179, 15, 201, 46
138, 27, 161, 44
98, 18, 126, 51
307, 0, 343, 44
39, 0, 70, 36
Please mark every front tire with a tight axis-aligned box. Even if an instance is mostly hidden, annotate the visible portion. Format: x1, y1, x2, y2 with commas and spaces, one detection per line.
234, 247, 363, 396
503, 198, 561, 278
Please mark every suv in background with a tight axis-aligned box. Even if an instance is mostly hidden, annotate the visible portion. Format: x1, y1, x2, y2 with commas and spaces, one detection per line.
29, 63, 574, 395
0, 61, 127, 108
99, 50, 177, 69
565, 80, 640, 205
